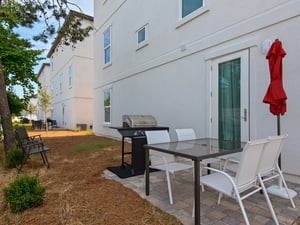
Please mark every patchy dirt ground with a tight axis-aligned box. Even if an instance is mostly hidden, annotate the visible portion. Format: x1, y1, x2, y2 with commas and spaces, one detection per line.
0, 130, 182, 225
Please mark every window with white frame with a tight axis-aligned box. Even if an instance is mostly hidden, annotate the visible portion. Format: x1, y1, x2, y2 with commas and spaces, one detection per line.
55, 77, 59, 96
51, 57, 54, 71
103, 89, 111, 123
137, 26, 146, 44
181, 0, 204, 18
68, 64, 73, 87
103, 27, 111, 65
51, 80, 54, 96
59, 73, 63, 93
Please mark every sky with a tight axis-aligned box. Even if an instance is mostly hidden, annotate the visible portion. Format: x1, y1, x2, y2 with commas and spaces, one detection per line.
14, 0, 94, 97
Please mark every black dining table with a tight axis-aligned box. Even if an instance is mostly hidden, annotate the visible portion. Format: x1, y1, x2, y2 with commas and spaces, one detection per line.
144, 138, 244, 225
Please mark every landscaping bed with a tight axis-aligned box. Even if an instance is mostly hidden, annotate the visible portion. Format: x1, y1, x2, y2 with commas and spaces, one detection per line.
0, 130, 182, 225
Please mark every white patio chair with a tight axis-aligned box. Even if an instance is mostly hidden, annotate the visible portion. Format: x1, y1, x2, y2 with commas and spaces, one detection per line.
175, 128, 221, 191
258, 134, 296, 208
145, 130, 194, 205
222, 134, 296, 208
175, 128, 221, 166
200, 138, 279, 225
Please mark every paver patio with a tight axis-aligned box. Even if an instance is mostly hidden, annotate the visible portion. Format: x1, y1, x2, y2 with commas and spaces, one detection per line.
104, 169, 300, 225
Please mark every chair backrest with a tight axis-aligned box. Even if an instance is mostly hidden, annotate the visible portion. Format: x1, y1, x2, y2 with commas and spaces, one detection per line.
235, 138, 269, 189
258, 134, 288, 176
15, 127, 29, 145
145, 130, 170, 144
145, 130, 174, 164
175, 128, 196, 141
15, 127, 29, 139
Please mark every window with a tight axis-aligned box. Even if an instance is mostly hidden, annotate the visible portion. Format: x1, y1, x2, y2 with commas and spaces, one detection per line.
59, 73, 63, 93
51, 80, 54, 96
104, 89, 111, 123
181, 0, 203, 18
68, 64, 73, 87
136, 24, 149, 50
104, 27, 111, 65
55, 78, 59, 96
137, 27, 146, 44
51, 57, 54, 71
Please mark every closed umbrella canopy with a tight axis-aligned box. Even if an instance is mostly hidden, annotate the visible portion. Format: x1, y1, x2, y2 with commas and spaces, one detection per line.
263, 39, 287, 115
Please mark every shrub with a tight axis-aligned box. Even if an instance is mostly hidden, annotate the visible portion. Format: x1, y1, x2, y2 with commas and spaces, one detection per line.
5, 145, 24, 169
3, 174, 46, 212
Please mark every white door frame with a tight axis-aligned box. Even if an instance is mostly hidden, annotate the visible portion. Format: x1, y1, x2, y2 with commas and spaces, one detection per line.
208, 49, 249, 142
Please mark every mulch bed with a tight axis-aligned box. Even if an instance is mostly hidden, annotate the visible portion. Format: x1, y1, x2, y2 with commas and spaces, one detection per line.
0, 130, 182, 225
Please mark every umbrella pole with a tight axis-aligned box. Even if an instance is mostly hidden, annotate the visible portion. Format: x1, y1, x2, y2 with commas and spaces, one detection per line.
277, 114, 281, 168
267, 114, 297, 200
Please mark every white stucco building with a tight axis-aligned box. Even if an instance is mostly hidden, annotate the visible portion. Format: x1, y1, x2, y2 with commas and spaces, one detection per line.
45, 10, 94, 130
93, 0, 300, 180
37, 63, 51, 122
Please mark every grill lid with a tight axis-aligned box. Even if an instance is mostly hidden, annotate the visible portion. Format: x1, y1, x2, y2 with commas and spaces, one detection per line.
122, 115, 157, 128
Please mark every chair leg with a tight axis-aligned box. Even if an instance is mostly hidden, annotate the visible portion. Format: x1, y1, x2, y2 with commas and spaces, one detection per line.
165, 171, 173, 205
258, 175, 280, 225
43, 152, 50, 168
40, 152, 46, 165
236, 194, 251, 225
40, 152, 50, 168
277, 168, 296, 208
217, 193, 223, 204
18, 154, 30, 173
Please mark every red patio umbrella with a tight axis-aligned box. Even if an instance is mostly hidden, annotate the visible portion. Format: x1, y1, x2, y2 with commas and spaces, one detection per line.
262, 40, 296, 200
263, 39, 287, 117
263, 39, 287, 169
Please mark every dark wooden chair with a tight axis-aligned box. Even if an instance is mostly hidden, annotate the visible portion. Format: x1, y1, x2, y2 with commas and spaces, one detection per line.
15, 127, 50, 172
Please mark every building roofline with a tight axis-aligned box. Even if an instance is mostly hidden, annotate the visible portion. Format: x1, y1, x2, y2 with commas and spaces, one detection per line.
47, 10, 94, 58
37, 62, 50, 79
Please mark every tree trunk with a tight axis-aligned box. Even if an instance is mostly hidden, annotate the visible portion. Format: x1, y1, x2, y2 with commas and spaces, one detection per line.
0, 60, 15, 154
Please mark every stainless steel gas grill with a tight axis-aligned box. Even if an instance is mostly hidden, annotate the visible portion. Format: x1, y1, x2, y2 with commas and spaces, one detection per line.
110, 115, 168, 177
122, 115, 157, 127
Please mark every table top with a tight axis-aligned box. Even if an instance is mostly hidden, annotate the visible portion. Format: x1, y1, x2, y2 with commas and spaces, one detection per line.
144, 138, 245, 160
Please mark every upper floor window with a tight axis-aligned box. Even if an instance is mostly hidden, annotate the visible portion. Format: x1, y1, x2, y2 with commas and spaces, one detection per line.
104, 27, 111, 65
55, 77, 59, 96
59, 73, 63, 93
51, 56, 54, 71
68, 64, 73, 87
138, 27, 146, 44
51, 80, 54, 96
136, 24, 149, 50
181, 0, 203, 18
104, 89, 111, 124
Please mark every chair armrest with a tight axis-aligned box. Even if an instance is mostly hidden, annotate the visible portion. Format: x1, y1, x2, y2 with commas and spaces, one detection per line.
150, 152, 170, 164
200, 166, 236, 189
222, 156, 240, 171
29, 134, 43, 141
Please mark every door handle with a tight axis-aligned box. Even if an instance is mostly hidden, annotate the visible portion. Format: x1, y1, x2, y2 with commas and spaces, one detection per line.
241, 108, 247, 122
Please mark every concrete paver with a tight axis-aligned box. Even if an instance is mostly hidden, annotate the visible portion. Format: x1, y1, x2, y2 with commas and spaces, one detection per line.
104, 169, 300, 225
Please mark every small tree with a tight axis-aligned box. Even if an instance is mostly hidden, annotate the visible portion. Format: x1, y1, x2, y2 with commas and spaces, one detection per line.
26, 102, 37, 120
0, 0, 93, 154
38, 87, 51, 131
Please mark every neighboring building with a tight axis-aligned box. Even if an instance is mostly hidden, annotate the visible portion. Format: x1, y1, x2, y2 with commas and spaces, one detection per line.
93, 0, 300, 180
37, 63, 51, 121
44, 10, 94, 130
22, 97, 38, 121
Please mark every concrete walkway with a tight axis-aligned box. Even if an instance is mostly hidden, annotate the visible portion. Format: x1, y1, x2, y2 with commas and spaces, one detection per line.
104, 169, 300, 225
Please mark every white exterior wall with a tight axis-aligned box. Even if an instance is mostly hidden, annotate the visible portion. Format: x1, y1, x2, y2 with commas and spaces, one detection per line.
37, 63, 51, 121
49, 17, 94, 130
94, 0, 300, 178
